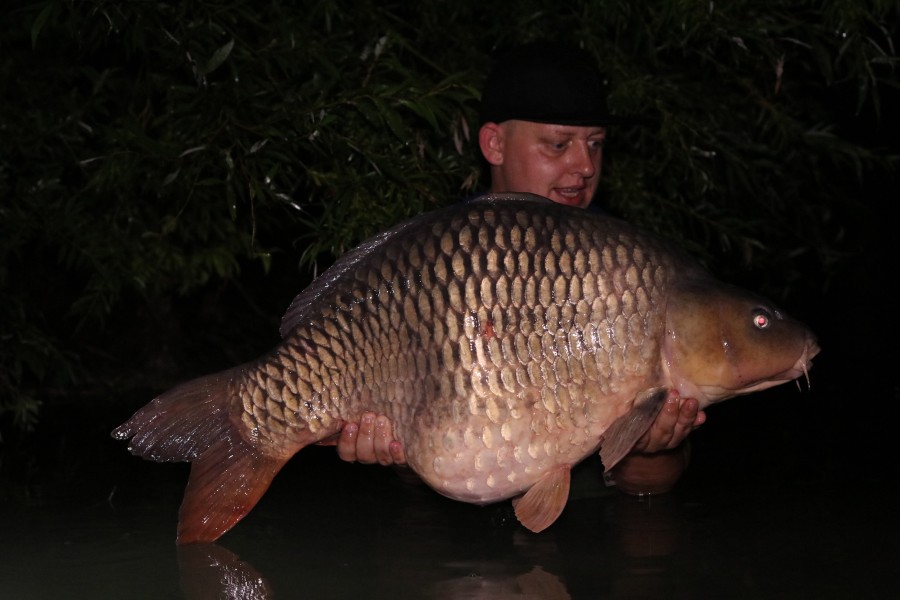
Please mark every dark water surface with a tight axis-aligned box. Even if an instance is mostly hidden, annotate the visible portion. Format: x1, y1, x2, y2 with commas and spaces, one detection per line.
3, 368, 898, 600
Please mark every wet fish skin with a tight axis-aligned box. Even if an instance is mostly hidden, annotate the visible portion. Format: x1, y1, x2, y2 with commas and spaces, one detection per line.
113, 193, 818, 544
241, 195, 684, 502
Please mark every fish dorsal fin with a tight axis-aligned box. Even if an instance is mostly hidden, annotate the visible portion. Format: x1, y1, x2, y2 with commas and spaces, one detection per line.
599, 387, 670, 471
279, 218, 423, 337
513, 464, 572, 533
278, 194, 552, 338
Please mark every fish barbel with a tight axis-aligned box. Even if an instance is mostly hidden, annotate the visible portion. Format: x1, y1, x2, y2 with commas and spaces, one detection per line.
113, 193, 819, 543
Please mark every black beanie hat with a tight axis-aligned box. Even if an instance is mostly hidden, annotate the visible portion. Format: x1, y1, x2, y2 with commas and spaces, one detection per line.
479, 41, 620, 127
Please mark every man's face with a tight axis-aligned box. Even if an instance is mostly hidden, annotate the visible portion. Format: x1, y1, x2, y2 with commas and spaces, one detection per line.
482, 120, 606, 209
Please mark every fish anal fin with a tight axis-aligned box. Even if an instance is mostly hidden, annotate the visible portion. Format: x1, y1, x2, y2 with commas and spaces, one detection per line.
599, 387, 670, 471
513, 464, 572, 533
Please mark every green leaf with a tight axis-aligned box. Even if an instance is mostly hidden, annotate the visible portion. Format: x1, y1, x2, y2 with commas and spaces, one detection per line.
30, 2, 54, 49
203, 39, 235, 76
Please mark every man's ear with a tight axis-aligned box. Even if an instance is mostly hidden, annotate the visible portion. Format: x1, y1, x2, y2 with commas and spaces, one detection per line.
478, 122, 504, 166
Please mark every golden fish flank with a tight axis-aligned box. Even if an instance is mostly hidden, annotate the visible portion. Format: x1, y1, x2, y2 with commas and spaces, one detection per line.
112, 193, 819, 543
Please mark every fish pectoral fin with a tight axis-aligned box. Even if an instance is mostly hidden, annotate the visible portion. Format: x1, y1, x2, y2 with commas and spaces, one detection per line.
513, 464, 572, 533
599, 386, 670, 471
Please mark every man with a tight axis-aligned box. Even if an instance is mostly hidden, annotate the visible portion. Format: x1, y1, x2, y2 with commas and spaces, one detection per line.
333, 41, 704, 494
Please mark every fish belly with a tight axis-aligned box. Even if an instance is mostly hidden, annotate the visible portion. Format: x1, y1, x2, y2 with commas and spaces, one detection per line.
397, 376, 654, 504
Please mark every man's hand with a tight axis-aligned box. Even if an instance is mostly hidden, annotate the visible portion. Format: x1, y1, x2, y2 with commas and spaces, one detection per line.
630, 393, 706, 454
336, 412, 407, 465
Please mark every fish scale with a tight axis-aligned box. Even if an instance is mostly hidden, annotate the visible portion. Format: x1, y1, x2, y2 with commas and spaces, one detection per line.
113, 193, 819, 544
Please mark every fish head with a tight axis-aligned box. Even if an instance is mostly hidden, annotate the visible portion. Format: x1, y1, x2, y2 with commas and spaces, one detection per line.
663, 279, 820, 407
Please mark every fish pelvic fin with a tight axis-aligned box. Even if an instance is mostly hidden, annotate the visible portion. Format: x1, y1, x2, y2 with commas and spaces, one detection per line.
513, 464, 572, 533
111, 366, 299, 545
599, 387, 670, 471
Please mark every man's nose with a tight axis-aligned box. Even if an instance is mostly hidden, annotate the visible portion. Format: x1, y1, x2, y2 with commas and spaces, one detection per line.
570, 142, 597, 177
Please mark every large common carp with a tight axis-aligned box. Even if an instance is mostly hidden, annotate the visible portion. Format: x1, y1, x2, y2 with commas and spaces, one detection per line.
113, 193, 819, 544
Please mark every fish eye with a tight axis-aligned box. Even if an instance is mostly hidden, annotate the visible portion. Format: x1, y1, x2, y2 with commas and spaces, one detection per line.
752, 309, 772, 329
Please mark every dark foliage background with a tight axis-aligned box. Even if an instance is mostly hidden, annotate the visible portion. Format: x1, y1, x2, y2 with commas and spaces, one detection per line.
1, 0, 898, 484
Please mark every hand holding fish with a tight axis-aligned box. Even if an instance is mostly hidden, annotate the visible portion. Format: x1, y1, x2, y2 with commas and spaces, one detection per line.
607, 392, 704, 494
336, 412, 407, 465
630, 393, 705, 454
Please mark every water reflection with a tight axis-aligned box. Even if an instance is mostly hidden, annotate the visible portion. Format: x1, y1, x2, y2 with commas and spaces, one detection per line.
180, 542, 579, 600
607, 494, 685, 599
179, 545, 272, 600
0, 410, 900, 600
433, 566, 570, 599
174, 474, 686, 599
5, 433, 896, 599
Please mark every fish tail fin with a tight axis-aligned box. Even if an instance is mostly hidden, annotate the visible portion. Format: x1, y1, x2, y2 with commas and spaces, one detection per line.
112, 366, 296, 545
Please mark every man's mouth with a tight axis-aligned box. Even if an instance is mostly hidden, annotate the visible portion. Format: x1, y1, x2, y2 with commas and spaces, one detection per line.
553, 187, 587, 206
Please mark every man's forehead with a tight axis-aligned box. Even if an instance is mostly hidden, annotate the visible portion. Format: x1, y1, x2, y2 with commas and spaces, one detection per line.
505, 120, 607, 137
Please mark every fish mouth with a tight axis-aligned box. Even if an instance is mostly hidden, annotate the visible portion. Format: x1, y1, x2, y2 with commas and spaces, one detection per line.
697, 338, 821, 401
738, 338, 821, 395
792, 338, 821, 390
